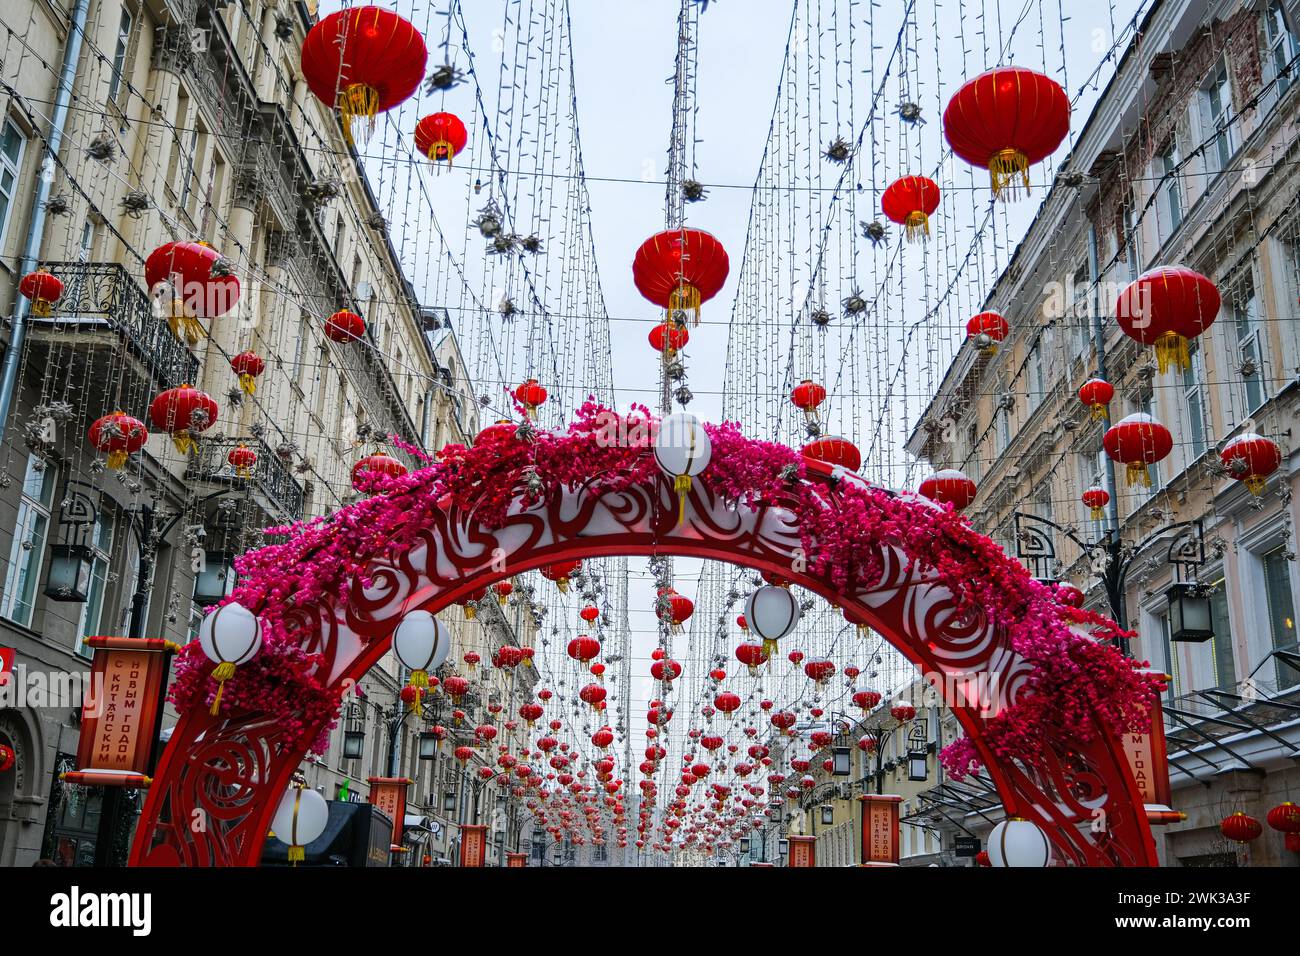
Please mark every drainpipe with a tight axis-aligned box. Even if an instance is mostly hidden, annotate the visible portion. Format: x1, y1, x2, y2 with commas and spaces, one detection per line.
0, 0, 91, 445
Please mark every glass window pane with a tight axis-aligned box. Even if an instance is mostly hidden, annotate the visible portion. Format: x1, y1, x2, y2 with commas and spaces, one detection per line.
1263, 549, 1297, 691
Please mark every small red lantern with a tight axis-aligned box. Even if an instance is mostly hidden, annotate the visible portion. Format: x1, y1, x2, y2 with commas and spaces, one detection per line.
890, 701, 917, 722
943, 66, 1071, 200
325, 309, 367, 343
736, 614, 747, 631
18, 268, 64, 317
1103, 413, 1173, 487
714, 692, 741, 715
227, 444, 257, 478
648, 321, 689, 360
149, 385, 218, 454
801, 435, 861, 472
513, 378, 548, 419
413, 112, 468, 165
567, 635, 600, 663
852, 689, 882, 712
301, 6, 427, 144
1081, 486, 1110, 521
1220, 434, 1281, 497
734, 643, 768, 676
580, 605, 600, 623
966, 310, 1009, 355
657, 589, 694, 632
459, 586, 487, 621
0, 743, 15, 773
88, 411, 148, 469
650, 659, 683, 683
494, 580, 514, 605
975, 850, 991, 867
519, 702, 543, 725
579, 683, 607, 708
918, 469, 977, 511
1219, 812, 1262, 844
633, 228, 730, 325
881, 175, 941, 241
1115, 266, 1220, 374
1267, 802, 1300, 836
1078, 378, 1114, 421
541, 560, 582, 593
790, 380, 827, 424
804, 659, 836, 685
230, 350, 265, 395
351, 453, 407, 491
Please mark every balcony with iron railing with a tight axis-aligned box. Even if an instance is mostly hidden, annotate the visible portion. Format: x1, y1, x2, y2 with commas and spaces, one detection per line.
186, 434, 306, 522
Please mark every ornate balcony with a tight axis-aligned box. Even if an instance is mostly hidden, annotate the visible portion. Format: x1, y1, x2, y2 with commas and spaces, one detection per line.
186, 435, 305, 522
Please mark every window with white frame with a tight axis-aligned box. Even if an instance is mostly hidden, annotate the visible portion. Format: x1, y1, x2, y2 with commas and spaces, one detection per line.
1070, 259, 1090, 359
965, 421, 982, 483
1206, 574, 1236, 692
75, 507, 117, 659
1180, 339, 1208, 463
1156, 609, 1184, 700
1262, 546, 1297, 691
1263, 1, 1299, 105
1077, 447, 1108, 535
1122, 200, 1142, 277
0, 118, 27, 250
1026, 338, 1046, 412
107, 6, 134, 107
0, 455, 57, 627
1154, 139, 1183, 246
1226, 269, 1266, 416
1199, 56, 1238, 176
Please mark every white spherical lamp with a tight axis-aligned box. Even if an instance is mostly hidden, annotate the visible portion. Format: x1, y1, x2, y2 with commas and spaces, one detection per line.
988, 817, 1052, 867
744, 585, 801, 656
198, 601, 262, 716
271, 784, 329, 865
654, 412, 711, 525
393, 610, 450, 714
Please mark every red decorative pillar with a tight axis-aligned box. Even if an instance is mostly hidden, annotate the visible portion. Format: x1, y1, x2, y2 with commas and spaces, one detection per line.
459, 824, 488, 867
787, 835, 816, 867
859, 794, 903, 866
506, 851, 527, 868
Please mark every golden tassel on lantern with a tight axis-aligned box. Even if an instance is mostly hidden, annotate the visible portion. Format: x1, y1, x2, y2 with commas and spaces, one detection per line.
989, 148, 1031, 200
1125, 461, 1152, 487
427, 139, 456, 167
1089, 403, 1108, 422
210, 661, 237, 716
107, 450, 128, 470
1089, 505, 1106, 521
171, 430, 196, 455
337, 83, 380, 146
1245, 475, 1267, 496
674, 474, 692, 526
856, 623, 869, 640
1153, 331, 1191, 374
904, 211, 930, 243
762, 637, 778, 658
238, 373, 257, 395
556, 577, 569, 594
32, 298, 53, 318
464, 604, 477, 621
669, 284, 702, 326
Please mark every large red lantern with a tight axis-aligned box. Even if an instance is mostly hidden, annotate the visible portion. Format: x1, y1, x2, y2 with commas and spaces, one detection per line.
1220, 434, 1281, 497
734, 643, 768, 676
890, 701, 917, 722
541, 560, 582, 593
657, 589, 694, 632
803, 659, 835, 685
88, 411, 148, 469
881, 175, 941, 242
1219, 812, 1262, 844
1081, 486, 1110, 521
1266, 802, 1300, 837
714, 692, 741, 716
943, 66, 1071, 200
1078, 378, 1114, 421
918, 469, 977, 511
325, 309, 367, 343
567, 635, 600, 663
513, 379, 548, 419
414, 112, 468, 165
790, 380, 827, 425
852, 689, 882, 712
351, 453, 407, 491
648, 321, 689, 361
149, 385, 218, 454
230, 350, 265, 395
301, 6, 427, 144
579, 683, 607, 708
801, 435, 861, 472
632, 228, 730, 325
145, 241, 240, 344
650, 659, 683, 683
18, 268, 64, 317
1103, 413, 1173, 487
1115, 266, 1220, 374
966, 310, 1009, 355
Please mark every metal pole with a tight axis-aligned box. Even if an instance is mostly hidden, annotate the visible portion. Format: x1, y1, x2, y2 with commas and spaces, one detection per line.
0, 0, 91, 444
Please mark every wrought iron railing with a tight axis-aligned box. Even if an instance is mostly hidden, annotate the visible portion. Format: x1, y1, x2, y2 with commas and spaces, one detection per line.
38, 261, 199, 388
186, 435, 305, 522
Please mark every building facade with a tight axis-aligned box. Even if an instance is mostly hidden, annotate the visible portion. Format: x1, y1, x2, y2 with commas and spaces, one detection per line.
0, 0, 525, 867
909, 0, 1300, 866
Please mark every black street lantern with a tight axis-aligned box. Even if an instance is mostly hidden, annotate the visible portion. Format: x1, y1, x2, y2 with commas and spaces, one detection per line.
44, 543, 94, 602
1167, 581, 1213, 643
777, 838, 789, 857
831, 745, 851, 776
342, 727, 366, 760
739, 836, 751, 856
820, 804, 834, 825
193, 552, 235, 607
417, 731, 441, 760
443, 790, 457, 813
907, 749, 929, 781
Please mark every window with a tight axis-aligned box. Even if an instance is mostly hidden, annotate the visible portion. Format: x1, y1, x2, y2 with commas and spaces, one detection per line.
1077, 448, 1107, 535
1199, 57, 1237, 175
1262, 547, 1297, 691
1160, 611, 1183, 700
75, 509, 117, 659
0, 455, 57, 627
1207, 576, 1236, 692
1264, 1, 1299, 104
1070, 260, 1090, 358
0, 118, 27, 249
1027, 339, 1047, 412
965, 421, 982, 483
1122, 200, 1141, 277
78, 220, 96, 261
1181, 340, 1207, 461
1228, 272, 1265, 414
107, 7, 134, 106
1155, 140, 1183, 245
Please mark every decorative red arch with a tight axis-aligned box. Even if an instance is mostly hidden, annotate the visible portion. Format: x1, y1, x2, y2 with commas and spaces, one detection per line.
129, 411, 1160, 866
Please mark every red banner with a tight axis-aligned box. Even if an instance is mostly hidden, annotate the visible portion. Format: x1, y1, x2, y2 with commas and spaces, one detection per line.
0, 646, 13, 686
859, 794, 903, 865
1121, 673, 1176, 823
506, 851, 527, 868
62, 637, 176, 788
787, 835, 816, 867
367, 777, 412, 849
460, 824, 488, 867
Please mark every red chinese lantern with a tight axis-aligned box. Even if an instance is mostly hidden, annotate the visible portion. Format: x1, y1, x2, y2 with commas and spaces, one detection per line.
145, 241, 240, 344
592, 727, 615, 749
301, 6, 427, 144
579, 683, 607, 709
351, 453, 407, 491
413, 112, 468, 165
966, 310, 1009, 355
1220, 434, 1281, 497
918, 469, 977, 511
1115, 266, 1220, 374
227, 444, 257, 478
657, 589, 694, 632
1078, 378, 1114, 421
463, 652, 480, 671
1103, 413, 1173, 487
1266, 802, 1300, 837
519, 702, 544, 725
567, 635, 600, 663
580, 605, 600, 623
801, 435, 861, 472
790, 379, 827, 426
843, 607, 870, 639
454, 745, 475, 765
787, 650, 804, 666
1081, 486, 1110, 521
149, 385, 218, 454
650, 659, 683, 683
943, 66, 1071, 200
0, 743, 14, 773
88, 411, 148, 469
230, 350, 265, 395
734, 643, 768, 676
890, 701, 917, 722
648, 321, 689, 361
1219, 812, 1262, 844
852, 689, 882, 712
542, 560, 582, 593
443, 675, 470, 704
325, 309, 367, 343
714, 692, 741, 716
857, 735, 878, 753
18, 268, 64, 317
460, 586, 487, 621
633, 228, 730, 325
513, 378, 548, 419
803, 659, 835, 685
975, 850, 991, 867
881, 175, 941, 241
736, 614, 747, 631
494, 580, 514, 605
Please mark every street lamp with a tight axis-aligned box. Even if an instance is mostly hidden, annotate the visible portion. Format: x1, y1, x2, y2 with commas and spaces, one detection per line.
1166, 581, 1213, 643
417, 731, 441, 760
820, 804, 834, 826
831, 745, 851, 776
443, 790, 457, 813
44, 543, 94, 602
907, 750, 929, 781
193, 551, 235, 606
